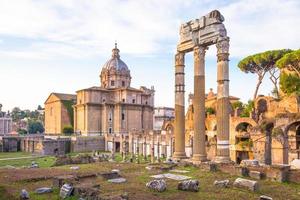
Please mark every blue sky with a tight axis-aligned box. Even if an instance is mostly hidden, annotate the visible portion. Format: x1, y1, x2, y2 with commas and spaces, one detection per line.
0, 0, 299, 111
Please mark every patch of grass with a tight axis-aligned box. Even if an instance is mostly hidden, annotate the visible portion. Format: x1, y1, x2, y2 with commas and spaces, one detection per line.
0, 152, 32, 159
0, 156, 56, 168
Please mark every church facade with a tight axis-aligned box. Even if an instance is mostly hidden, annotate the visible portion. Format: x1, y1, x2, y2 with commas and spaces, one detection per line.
45, 44, 155, 135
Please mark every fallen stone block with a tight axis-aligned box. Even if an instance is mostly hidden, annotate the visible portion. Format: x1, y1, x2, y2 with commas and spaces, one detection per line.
170, 169, 189, 173
146, 179, 167, 192
178, 180, 199, 192
70, 166, 80, 170
290, 159, 300, 170
259, 195, 273, 200
233, 178, 259, 192
214, 179, 229, 188
249, 170, 263, 180
20, 189, 29, 200
108, 178, 127, 184
240, 159, 259, 167
35, 187, 53, 194
151, 173, 191, 181
60, 184, 73, 199
100, 171, 121, 180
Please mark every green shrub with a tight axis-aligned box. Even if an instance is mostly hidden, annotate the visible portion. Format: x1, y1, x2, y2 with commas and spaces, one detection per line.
63, 126, 74, 135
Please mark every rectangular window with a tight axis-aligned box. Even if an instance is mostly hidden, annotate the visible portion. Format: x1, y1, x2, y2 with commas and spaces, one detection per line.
109, 128, 112, 134
132, 99, 135, 104
111, 80, 115, 86
122, 81, 125, 87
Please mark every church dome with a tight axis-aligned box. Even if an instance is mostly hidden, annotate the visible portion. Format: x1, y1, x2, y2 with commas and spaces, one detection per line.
100, 43, 131, 88
102, 43, 129, 72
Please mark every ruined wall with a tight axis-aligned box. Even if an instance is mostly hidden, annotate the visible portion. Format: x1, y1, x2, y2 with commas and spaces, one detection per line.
71, 136, 105, 152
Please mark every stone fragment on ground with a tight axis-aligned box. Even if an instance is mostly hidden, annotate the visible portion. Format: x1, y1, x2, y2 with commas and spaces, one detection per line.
233, 178, 259, 192
259, 195, 273, 200
146, 179, 167, 192
35, 187, 53, 194
30, 161, 39, 168
100, 171, 121, 180
112, 169, 120, 173
60, 183, 74, 199
177, 180, 199, 192
240, 159, 259, 167
151, 173, 191, 181
108, 178, 127, 183
170, 169, 189, 173
214, 179, 229, 188
70, 166, 80, 170
249, 170, 264, 180
290, 159, 300, 169
20, 189, 29, 200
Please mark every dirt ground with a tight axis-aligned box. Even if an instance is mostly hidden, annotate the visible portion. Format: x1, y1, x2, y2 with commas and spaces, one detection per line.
0, 162, 300, 200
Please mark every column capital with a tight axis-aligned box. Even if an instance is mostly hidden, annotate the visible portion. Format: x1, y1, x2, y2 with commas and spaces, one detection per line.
175, 52, 185, 66
216, 37, 230, 62
194, 45, 208, 61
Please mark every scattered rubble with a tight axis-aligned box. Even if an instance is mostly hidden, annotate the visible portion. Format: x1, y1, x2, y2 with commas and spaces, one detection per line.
177, 180, 199, 192
146, 179, 167, 192
214, 179, 230, 188
233, 178, 259, 192
35, 187, 53, 194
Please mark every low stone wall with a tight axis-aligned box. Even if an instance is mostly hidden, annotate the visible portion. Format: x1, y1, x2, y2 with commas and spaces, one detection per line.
288, 170, 300, 183
71, 136, 105, 153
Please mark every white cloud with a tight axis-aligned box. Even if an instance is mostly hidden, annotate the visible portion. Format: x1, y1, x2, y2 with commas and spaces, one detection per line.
0, 0, 299, 59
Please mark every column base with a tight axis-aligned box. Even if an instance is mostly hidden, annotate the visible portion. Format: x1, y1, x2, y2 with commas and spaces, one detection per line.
192, 154, 207, 162
173, 151, 187, 160
214, 156, 232, 164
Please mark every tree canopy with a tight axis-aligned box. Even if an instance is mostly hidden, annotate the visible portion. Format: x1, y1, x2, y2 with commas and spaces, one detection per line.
28, 120, 44, 134
276, 49, 300, 77
238, 49, 291, 100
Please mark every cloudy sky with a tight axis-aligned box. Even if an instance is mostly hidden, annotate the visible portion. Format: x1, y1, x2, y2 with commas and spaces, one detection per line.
0, 0, 299, 111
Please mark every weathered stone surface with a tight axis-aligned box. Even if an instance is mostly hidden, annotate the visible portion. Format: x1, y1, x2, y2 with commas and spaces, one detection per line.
112, 169, 120, 173
20, 189, 29, 200
100, 171, 121, 180
35, 187, 53, 194
108, 178, 127, 183
70, 166, 80, 170
53, 175, 76, 188
31, 161, 39, 168
59, 183, 73, 199
259, 195, 273, 200
73, 183, 100, 199
233, 178, 259, 191
214, 179, 229, 188
146, 179, 167, 192
151, 173, 191, 181
177, 180, 199, 192
240, 159, 259, 167
170, 169, 189, 173
249, 170, 263, 180
209, 163, 218, 172
290, 159, 300, 170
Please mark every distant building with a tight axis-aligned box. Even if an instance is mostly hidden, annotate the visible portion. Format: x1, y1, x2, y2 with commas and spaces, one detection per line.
153, 107, 174, 130
0, 104, 12, 135
44, 44, 155, 135
44, 93, 76, 134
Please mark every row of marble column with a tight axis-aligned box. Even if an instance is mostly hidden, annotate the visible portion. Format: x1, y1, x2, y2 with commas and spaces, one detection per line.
173, 37, 231, 163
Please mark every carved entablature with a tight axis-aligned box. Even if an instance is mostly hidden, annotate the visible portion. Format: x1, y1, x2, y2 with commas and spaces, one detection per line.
178, 10, 227, 53
175, 52, 185, 66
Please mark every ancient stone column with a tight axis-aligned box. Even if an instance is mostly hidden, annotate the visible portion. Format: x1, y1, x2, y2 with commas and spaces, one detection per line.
173, 52, 187, 160
193, 46, 207, 162
151, 133, 155, 163
143, 136, 147, 160
215, 37, 231, 163
156, 134, 161, 163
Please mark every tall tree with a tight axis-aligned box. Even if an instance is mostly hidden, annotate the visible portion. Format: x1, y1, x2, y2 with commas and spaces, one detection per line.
238, 49, 291, 100
276, 49, 300, 77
